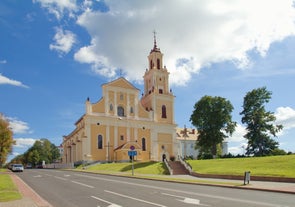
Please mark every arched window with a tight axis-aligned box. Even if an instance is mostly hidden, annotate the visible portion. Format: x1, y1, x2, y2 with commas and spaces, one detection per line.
110, 104, 113, 111
142, 138, 146, 151
98, 135, 103, 149
157, 58, 160, 69
162, 105, 167, 118
150, 60, 153, 69
117, 106, 124, 117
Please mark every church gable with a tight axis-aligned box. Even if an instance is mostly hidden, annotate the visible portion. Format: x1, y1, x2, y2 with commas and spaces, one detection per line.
92, 98, 105, 113
103, 77, 139, 91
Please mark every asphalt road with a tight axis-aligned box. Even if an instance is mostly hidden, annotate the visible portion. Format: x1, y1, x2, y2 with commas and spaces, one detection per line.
17, 169, 294, 207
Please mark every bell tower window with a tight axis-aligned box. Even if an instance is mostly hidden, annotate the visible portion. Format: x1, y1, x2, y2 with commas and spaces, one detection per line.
150, 60, 153, 69
157, 59, 160, 69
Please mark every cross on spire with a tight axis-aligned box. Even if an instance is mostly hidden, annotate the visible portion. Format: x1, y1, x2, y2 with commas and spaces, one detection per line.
153, 30, 157, 49
150, 30, 160, 53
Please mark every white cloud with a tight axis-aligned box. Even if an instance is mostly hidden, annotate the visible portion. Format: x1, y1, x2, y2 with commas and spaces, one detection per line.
34, 1, 295, 85
74, 38, 116, 78
0, 73, 29, 88
0, 60, 7, 64
11, 152, 20, 157
14, 138, 37, 148
229, 143, 247, 155
227, 124, 247, 143
72, 0, 295, 86
33, 0, 78, 20
275, 107, 295, 130
227, 124, 247, 155
50, 27, 77, 56
7, 117, 32, 134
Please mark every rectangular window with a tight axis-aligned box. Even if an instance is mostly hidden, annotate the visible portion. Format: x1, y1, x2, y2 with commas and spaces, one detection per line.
120, 135, 124, 141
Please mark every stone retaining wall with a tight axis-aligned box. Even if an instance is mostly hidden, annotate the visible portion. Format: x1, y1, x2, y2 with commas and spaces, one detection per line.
190, 172, 295, 183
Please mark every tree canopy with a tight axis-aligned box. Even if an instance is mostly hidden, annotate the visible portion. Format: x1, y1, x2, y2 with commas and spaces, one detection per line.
190, 96, 236, 157
240, 87, 283, 156
10, 138, 60, 166
0, 114, 15, 167
24, 139, 60, 166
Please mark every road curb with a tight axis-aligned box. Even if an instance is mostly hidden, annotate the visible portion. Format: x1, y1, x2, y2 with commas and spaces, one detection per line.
9, 173, 53, 207
72, 170, 295, 195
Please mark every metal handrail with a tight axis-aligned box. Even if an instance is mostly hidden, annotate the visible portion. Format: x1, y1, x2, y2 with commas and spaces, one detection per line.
164, 159, 173, 175
178, 156, 192, 174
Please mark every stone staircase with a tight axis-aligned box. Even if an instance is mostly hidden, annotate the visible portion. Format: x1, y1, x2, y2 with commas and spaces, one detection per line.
168, 161, 190, 175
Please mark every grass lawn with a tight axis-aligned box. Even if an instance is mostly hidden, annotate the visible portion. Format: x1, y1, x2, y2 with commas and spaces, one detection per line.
81, 161, 169, 175
78, 155, 295, 179
187, 155, 295, 178
0, 168, 7, 172
0, 170, 22, 202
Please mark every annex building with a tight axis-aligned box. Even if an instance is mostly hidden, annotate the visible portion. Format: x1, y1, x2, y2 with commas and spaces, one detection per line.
62, 37, 178, 164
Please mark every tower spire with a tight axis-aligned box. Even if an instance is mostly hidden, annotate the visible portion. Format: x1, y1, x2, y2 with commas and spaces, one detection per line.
151, 30, 160, 53
153, 30, 157, 49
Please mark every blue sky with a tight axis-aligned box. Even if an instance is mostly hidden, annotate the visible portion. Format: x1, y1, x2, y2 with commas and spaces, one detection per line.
1, 0, 295, 161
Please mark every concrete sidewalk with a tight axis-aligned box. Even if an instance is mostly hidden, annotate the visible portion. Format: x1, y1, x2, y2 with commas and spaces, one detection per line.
1, 172, 294, 207
168, 174, 295, 194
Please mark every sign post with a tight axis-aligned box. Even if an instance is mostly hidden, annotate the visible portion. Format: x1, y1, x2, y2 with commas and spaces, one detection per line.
128, 146, 137, 176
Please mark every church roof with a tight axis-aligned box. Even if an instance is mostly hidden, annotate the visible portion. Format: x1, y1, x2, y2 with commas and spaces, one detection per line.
176, 127, 198, 141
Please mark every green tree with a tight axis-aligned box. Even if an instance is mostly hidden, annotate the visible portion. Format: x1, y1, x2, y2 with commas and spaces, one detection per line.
240, 87, 283, 156
40, 139, 52, 164
190, 96, 236, 157
10, 154, 24, 164
50, 143, 61, 162
0, 114, 15, 166
25, 149, 40, 166
25, 138, 60, 165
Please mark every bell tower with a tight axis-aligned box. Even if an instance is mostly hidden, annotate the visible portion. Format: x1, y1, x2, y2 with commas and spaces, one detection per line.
141, 32, 175, 124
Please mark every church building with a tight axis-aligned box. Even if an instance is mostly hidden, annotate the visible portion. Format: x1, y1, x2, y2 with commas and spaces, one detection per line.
62, 36, 178, 164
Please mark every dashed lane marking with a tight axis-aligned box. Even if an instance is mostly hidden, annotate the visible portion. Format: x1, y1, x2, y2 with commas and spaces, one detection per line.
91, 196, 122, 207
105, 190, 167, 207
71, 180, 94, 188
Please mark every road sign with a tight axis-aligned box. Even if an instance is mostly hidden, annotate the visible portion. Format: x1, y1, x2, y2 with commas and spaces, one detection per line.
128, 150, 137, 156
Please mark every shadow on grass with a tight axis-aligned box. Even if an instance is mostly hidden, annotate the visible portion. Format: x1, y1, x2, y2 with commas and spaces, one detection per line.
120, 161, 169, 174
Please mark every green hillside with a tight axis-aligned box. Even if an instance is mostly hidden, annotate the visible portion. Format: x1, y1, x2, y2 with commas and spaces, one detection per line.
81, 161, 169, 175
187, 155, 295, 178
79, 155, 295, 178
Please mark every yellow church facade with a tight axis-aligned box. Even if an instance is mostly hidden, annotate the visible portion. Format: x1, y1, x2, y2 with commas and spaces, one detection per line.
62, 38, 177, 164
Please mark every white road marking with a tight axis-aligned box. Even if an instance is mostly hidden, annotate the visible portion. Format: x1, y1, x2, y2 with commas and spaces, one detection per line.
91, 196, 122, 207
162, 192, 210, 206
105, 190, 167, 207
75, 173, 286, 207
33, 175, 42, 178
71, 180, 94, 188
54, 176, 67, 181
64, 174, 71, 177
